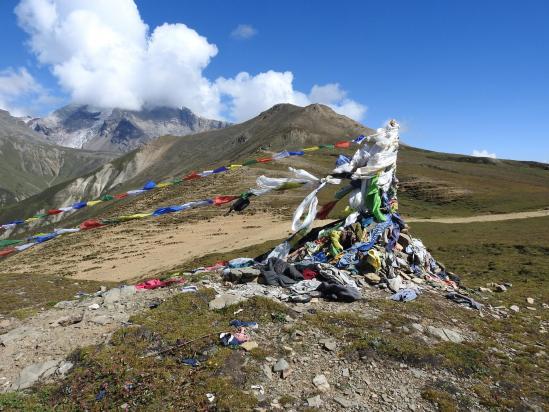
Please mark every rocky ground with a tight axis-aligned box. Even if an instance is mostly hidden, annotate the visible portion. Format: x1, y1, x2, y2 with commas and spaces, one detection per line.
0, 284, 174, 392
3, 263, 543, 411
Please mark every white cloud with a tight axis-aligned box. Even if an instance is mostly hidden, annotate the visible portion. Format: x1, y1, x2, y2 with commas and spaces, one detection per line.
231, 24, 257, 39
472, 149, 497, 159
14, 0, 366, 122
308, 83, 367, 120
216, 71, 309, 121
216, 75, 366, 122
0, 67, 53, 116
15, 0, 221, 117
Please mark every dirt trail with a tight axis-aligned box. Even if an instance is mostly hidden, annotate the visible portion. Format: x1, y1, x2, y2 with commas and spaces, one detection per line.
404, 209, 549, 224
1, 213, 294, 282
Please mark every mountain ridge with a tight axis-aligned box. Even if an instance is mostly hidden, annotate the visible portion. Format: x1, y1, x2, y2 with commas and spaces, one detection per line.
0, 110, 117, 207
28, 104, 231, 152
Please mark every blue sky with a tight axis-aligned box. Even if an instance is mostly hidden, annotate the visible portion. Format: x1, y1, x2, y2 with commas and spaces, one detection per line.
0, 0, 547, 161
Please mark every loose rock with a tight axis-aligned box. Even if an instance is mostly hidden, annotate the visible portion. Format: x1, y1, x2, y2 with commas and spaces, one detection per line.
312, 374, 330, 392
240, 341, 258, 351
334, 396, 354, 407
320, 339, 337, 351
426, 326, 464, 343
307, 395, 323, 408
53, 301, 76, 309
209, 293, 247, 310
388, 276, 403, 292
11, 360, 60, 390
89, 315, 111, 325
260, 364, 273, 381
120, 285, 137, 298
52, 312, 83, 327
102, 288, 122, 305
364, 273, 381, 284
411, 323, 424, 333
272, 358, 289, 373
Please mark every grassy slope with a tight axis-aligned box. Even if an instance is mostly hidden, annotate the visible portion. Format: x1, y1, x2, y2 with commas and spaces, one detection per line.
2, 141, 548, 247
0, 103, 370, 223
397, 146, 549, 217
0, 139, 115, 202
0, 109, 116, 207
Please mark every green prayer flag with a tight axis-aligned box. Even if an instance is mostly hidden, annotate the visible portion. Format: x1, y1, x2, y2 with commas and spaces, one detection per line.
0, 239, 23, 248
366, 175, 386, 222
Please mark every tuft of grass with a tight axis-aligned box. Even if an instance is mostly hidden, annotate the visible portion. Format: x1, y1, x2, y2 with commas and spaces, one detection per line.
279, 394, 297, 407
421, 387, 458, 412
306, 309, 486, 376
0, 272, 117, 318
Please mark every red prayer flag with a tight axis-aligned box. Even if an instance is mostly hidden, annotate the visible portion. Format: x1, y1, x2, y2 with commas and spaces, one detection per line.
0, 247, 16, 257
183, 171, 201, 180
317, 200, 338, 219
47, 209, 62, 215
115, 193, 129, 199
80, 219, 104, 230
335, 141, 351, 148
257, 157, 273, 163
213, 195, 238, 206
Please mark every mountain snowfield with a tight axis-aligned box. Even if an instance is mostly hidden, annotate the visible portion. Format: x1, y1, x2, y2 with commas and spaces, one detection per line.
28, 104, 231, 152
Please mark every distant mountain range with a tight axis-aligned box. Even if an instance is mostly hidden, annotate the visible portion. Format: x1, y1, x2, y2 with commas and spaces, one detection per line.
0, 110, 117, 207
27, 104, 231, 152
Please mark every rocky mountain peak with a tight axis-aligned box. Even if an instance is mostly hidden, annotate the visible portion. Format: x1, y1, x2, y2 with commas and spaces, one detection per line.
28, 104, 231, 153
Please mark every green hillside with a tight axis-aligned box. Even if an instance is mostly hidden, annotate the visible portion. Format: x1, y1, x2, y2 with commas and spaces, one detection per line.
0, 110, 116, 207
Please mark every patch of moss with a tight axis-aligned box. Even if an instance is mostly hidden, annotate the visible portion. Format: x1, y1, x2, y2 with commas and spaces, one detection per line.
279, 394, 297, 406
0, 272, 117, 317
421, 387, 458, 412
11, 306, 40, 320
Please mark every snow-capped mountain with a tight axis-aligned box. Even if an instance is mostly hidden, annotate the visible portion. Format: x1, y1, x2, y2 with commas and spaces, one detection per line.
28, 104, 231, 152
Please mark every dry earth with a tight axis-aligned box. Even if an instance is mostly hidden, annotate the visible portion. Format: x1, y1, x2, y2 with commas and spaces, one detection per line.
3, 209, 547, 284
1, 213, 293, 282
